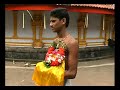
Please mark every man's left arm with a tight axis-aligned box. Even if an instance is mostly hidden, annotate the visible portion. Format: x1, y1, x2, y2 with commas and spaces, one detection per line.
64, 40, 79, 79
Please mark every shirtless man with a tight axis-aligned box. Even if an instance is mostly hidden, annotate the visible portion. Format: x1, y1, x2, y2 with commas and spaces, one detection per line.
50, 8, 79, 86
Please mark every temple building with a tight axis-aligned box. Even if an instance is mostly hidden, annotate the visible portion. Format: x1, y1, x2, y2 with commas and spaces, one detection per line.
5, 4, 115, 61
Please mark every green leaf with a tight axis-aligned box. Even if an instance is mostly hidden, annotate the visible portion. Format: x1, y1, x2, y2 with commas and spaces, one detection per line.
50, 41, 57, 48
43, 61, 51, 68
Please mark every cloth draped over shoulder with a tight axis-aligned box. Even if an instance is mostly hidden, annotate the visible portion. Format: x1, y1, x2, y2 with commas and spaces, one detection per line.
32, 39, 67, 86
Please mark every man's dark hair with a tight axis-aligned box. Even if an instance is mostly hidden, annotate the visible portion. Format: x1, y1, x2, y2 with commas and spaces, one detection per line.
50, 8, 70, 28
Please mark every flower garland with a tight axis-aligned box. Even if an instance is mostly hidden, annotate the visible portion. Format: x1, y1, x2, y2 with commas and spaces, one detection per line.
44, 39, 67, 68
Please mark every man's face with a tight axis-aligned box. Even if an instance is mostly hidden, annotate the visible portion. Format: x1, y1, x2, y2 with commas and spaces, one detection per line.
50, 17, 63, 32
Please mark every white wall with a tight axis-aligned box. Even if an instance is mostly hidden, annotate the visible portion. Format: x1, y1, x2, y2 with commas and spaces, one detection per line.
5, 10, 114, 45
67, 12, 79, 38
5, 10, 33, 38
42, 11, 56, 38
17, 10, 33, 38
5, 10, 14, 37
42, 11, 79, 38
86, 13, 102, 38
42, 11, 79, 43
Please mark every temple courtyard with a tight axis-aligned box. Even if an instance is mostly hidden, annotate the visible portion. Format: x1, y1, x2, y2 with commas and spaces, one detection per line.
5, 57, 114, 86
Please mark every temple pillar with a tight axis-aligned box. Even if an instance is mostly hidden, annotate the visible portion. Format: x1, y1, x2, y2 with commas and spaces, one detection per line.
77, 13, 87, 46
32, 11, 44, 48
104, 15, 111, 45
111, 16, 115, 40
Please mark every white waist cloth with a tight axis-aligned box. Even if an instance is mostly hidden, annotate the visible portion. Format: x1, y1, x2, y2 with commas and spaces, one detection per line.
64, 79, 72, 86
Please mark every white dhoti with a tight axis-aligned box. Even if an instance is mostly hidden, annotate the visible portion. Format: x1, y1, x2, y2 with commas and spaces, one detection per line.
64, 79, 72, 86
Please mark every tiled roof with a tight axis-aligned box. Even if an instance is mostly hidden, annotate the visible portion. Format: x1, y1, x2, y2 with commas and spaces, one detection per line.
56, 4, 115, 10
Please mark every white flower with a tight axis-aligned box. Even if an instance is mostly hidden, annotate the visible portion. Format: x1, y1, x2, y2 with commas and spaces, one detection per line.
57, 54, 61, 58
49, 54, 53, 56
51, 57, 56, 61
58, 59, 61, 63
46, 57, 51, 63
60, 55, 65, 60
63, 55, 65, 59
60, 56, 63, 60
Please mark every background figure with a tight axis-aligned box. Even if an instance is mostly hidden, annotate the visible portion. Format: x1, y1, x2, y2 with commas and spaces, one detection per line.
108, 38, 115, 48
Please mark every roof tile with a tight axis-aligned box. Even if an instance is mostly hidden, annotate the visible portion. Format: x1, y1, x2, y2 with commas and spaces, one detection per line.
56, 4, 115, 10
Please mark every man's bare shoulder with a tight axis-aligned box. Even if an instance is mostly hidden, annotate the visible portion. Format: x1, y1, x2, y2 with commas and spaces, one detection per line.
67, 35, 78, 48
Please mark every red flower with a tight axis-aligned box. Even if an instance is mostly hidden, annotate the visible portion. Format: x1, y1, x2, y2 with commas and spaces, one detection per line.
48, 47, 55, 52
58, 47, 65, 55
50, 59, 59, 66
44, 42, 66, 67
47, 50, 53, 54
58, 51, 65, 55
59, 47, 65, 52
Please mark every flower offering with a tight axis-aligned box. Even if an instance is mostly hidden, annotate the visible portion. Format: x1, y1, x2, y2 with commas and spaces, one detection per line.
32, 39, 67, 86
